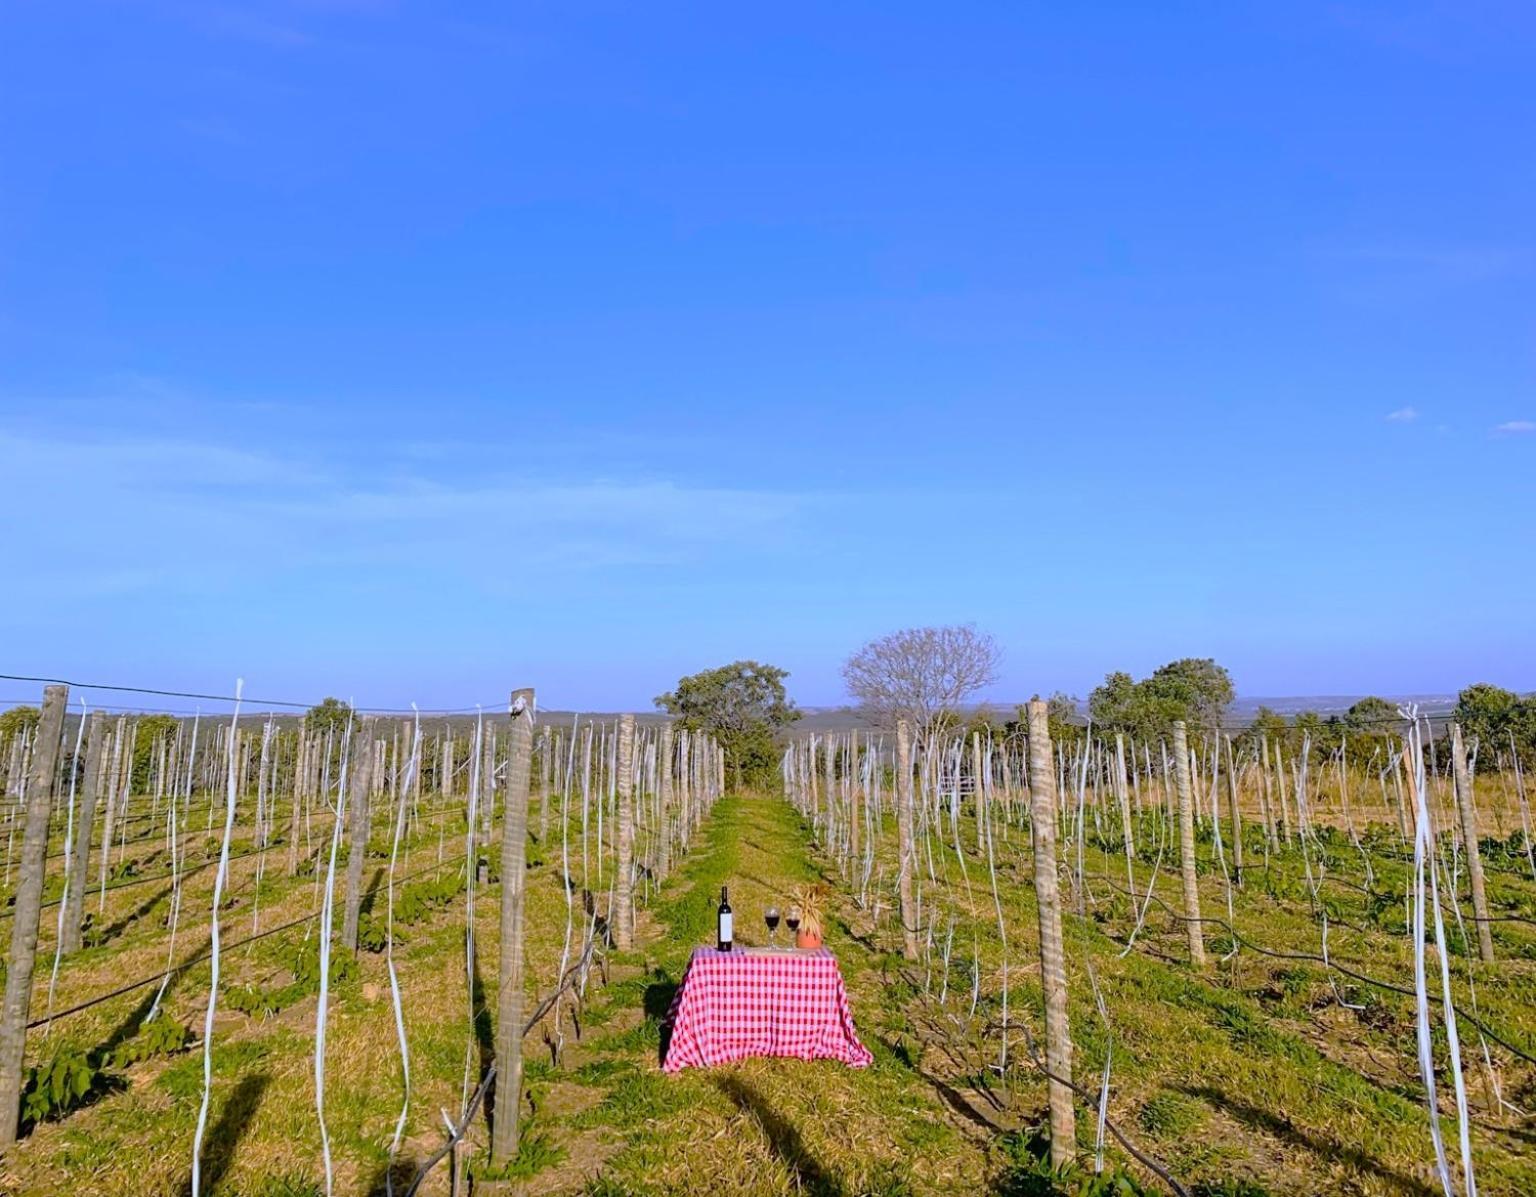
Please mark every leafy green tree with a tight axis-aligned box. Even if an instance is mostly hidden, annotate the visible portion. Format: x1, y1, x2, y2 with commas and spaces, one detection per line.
1345, 695, 1398, 730
1453, 683, 1536, 768
132, 714, 181, 779
655, 661, 800, 789
1142, 658, 1234, 731
1088, 658, 1233, 743
0, 706, 40, 739
305, 697, 355, 739
1048, 692, 1084, 747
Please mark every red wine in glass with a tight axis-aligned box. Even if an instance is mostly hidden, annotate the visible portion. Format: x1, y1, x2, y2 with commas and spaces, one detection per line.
786, 906, 801, 937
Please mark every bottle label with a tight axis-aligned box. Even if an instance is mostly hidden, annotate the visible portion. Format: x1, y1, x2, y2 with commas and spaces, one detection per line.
718, 912, 732, 942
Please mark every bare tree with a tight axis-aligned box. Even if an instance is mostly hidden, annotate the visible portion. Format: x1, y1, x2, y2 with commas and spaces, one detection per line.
842, 624, 1000, 747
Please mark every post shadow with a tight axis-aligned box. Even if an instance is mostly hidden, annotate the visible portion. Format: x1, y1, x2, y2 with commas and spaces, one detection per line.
715, 1074, 845, 1197
1177, 1083, 1439, 1197
181, 1072, 271, 1195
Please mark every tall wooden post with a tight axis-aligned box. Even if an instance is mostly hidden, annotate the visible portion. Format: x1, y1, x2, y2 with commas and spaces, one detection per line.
537, 724, 552, 844
1172, 721, 1206, 967
491, 688, 535, 1164
1026, 699, 1075, 1167
340, 719, 376, 951
895, 720, 919, 961
614, 713, 636, 950
0, 684, 69, 1146
60, 712, 108, 954
1114, 733, 1134, 855
849, 730, 861, 874
1450, 724, 1495, 963
657, 723, 674, 881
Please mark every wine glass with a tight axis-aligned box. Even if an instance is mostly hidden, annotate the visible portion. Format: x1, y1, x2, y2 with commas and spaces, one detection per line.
765, 905, 780, 945
786, 905, 801, 943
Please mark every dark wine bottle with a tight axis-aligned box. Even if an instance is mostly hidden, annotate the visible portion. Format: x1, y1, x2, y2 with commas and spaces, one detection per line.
717, 885, 733, 953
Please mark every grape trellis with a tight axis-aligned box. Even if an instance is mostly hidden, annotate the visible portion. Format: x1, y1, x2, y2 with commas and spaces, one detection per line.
0, 679, 723, 1193
784, 705, 1536, 1196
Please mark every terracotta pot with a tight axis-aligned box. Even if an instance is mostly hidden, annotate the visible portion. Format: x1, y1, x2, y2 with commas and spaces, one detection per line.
795, 928, 822, 950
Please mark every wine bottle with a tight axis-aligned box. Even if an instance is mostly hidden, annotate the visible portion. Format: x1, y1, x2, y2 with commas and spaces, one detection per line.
717, 885, 733, 953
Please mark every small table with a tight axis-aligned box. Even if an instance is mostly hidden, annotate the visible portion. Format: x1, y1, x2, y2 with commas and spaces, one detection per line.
662, 946, 873, 1073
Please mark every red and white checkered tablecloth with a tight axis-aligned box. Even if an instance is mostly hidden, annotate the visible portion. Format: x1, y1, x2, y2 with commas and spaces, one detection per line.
662, 947, 873, 1073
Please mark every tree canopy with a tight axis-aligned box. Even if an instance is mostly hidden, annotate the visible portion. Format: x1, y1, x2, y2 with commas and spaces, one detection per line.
304, 697, 355, 739
655, 661, 800, 788
1087, 658, 1234, 741
0, 706, 40, 739
1453, 683, 1536, 767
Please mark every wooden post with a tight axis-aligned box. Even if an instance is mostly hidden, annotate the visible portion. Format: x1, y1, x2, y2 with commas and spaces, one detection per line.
0, 684, 68, 1147
657, 723, 674, 880
537, 724, 552, 844
849, 730, 861, 877
1114, 733, 1134, 855
1026, 699, 1075, 1168
1450, 723, 1495, 963
341, 719, 376, 951
60, 712, 108, 954
896, 720, 919, 961
1172, 720, 1206, 967
491, 688, 535, 1164
614, 713, 636, 950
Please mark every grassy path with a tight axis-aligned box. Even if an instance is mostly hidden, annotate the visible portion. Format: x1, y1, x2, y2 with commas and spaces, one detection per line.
531, 793, 994, 1196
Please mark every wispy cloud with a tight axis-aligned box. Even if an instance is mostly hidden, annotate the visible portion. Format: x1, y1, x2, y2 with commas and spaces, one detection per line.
1329, 244, 1529, 286
1494, 420, 1535, 436
0, 427, 812, 601
1386, 406, 1419, 423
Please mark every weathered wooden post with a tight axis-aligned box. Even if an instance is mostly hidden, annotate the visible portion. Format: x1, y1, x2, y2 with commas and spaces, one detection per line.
537, 724, 552, 843
1114, 733, 1134, 855
60, 711, 108, 954
491, 688, 535, 1164
657, 723, 674, 880
1026, 698, 1075, 1168
1450, 723, 1495, 963
288, 721, 307, 876
614, 713, 636, 950
1172, 720, 1207, 967
896, 719, 919, 960
341, 719, 376, 951
0, 684, 68, 1147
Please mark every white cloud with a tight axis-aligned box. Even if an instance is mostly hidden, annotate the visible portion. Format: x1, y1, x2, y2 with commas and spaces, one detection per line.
0, 427, 812, 600
1494, 420, 1536, 436
1386, 406, 1419, 423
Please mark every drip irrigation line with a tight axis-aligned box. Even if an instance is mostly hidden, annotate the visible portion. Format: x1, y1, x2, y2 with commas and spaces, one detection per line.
27, 855, 466, 1030
4, 799, 476, 921
1091, 874, 1536, 1067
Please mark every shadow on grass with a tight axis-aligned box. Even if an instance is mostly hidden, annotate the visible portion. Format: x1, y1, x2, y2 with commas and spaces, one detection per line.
91, 881, 176, 947
716, 1074, 846, 1197
472, 946, 497, 1136
181, 1072, 270, 1195
1179, 1083, 1439, 1197
643, 974, 680, 1064
873, 1034, 1005, 1134
363, 1158, 419, 1196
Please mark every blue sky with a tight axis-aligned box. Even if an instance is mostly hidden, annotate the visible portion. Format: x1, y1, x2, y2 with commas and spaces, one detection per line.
2, 2, 1533, 711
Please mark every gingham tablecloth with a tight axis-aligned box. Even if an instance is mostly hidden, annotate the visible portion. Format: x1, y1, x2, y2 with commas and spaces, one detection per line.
662, 947, 873, 1072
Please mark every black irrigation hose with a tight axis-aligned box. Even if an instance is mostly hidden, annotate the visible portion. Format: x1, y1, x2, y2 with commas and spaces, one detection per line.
1091, 874, 1536, 1067
27, 855, 467, 1029
4, 801, 473, 919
